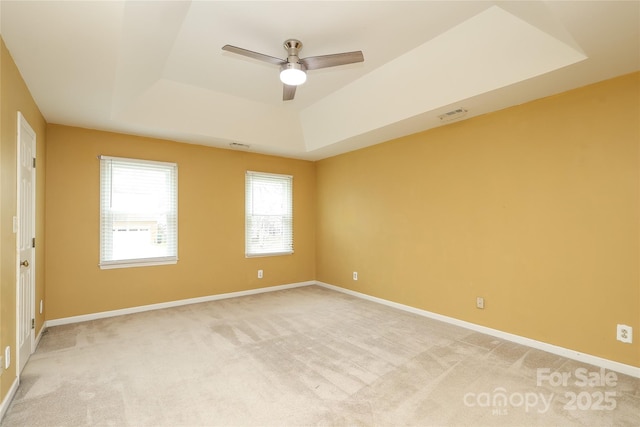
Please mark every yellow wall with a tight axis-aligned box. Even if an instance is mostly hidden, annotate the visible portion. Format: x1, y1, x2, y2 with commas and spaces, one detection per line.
316, 72, 639, 367
45, 125, 316, 319
0, 39, 47, 401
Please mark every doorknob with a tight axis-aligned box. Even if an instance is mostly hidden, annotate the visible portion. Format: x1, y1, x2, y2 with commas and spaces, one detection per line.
20, 260, 29, 267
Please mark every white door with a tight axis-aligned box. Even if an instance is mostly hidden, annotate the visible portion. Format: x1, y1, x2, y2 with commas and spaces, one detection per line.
17, 112, 36, 374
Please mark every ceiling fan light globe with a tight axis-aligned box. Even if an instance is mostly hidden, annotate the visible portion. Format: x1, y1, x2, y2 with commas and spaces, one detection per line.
280, 67, 307, 86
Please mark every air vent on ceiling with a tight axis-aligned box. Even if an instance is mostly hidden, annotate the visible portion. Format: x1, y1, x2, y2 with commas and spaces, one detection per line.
229, 142, 251, 149
438, 108, 468, 123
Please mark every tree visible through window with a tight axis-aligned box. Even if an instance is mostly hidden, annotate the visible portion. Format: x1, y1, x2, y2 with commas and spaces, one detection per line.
99, 156, 178, 268
245, 171, 293, 257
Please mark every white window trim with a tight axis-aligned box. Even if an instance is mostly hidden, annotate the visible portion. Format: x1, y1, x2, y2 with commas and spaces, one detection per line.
99, 155, 178, 269
245, 171, 293, 258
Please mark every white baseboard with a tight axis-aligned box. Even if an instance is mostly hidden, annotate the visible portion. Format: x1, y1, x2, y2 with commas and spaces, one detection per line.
0, 376, 19, 422
46, 281, 315, 328
34, 325, 45, 349
43, 279, 639, 378
315, 281, 640, 379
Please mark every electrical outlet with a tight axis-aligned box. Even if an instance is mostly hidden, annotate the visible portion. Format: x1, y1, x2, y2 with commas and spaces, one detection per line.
257, 269, 263, 279
476, 297, 484, 309
617, 324, 633, 343
353, 272, 358, 281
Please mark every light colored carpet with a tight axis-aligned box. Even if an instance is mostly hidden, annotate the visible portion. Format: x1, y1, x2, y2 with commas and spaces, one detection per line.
1, 285, 638, 426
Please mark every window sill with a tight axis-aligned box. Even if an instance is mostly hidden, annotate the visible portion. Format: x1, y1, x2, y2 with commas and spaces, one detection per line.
245, 251, 294, 258
99, 257, 178, 270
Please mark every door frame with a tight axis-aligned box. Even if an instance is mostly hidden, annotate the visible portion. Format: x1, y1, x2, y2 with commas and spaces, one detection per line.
16, 111, 36, 374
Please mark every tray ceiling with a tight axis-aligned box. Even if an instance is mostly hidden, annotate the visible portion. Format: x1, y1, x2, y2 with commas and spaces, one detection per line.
1, 1, 638, 160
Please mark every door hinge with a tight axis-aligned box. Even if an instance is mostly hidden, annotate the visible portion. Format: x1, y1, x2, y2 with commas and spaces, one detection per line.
31, 319, 35, 330
32, 237, 36, 248
33, 157, 36, 168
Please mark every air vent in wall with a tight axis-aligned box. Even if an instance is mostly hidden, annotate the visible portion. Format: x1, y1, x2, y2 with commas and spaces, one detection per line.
438, 108, 468, 123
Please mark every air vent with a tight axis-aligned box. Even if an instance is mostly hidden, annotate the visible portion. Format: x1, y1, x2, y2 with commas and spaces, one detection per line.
438, 108, 468, 123
229, 142, 251, 149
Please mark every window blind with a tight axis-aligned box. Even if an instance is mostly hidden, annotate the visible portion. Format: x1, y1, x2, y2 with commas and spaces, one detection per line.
245, 171, 293, 257
100, 156, 178, 268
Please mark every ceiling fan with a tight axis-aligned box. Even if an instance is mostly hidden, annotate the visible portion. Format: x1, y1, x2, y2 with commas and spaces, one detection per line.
222, 39, 364, 101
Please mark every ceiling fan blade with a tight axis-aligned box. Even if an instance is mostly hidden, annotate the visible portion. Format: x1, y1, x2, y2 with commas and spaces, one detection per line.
301, 51, 364, 70
222, 45, 284, 66
283, 84, 296, 101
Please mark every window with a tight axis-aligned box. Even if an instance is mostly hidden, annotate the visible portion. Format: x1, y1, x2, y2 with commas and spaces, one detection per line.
245, 171, 293, 257
100, 156, 178, 269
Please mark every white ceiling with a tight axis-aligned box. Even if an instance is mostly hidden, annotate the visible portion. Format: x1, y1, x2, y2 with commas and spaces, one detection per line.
1, 1, 638, 160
